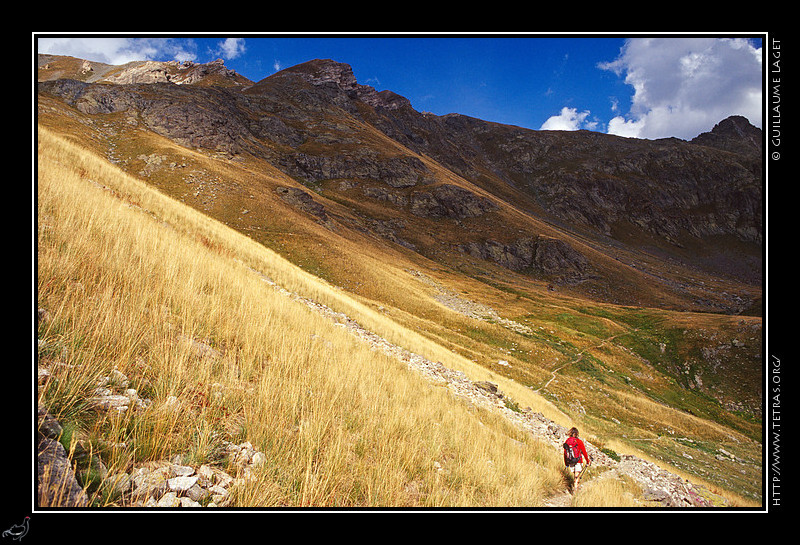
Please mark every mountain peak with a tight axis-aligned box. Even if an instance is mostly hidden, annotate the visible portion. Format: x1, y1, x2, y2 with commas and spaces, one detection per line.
268, 58, 411, 110
690, 115, 762, 157
278, 59, 359, 89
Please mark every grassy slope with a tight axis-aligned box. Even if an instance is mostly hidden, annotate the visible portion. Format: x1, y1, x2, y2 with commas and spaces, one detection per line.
36, 88, 762, 506
37, 126, 575, 507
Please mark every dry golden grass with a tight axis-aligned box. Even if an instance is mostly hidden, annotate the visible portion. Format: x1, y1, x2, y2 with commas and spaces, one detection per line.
37, 126, 571, 508
570, 473, 644, 508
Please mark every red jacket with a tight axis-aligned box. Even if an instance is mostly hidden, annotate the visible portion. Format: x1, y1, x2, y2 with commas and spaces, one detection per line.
565, 436, 590, 464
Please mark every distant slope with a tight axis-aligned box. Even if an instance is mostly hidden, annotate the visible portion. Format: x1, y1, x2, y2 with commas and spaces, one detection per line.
37, 55, 762, 316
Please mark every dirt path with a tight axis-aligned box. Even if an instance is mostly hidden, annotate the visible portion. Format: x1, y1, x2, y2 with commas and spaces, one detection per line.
533, 330, 635, 393
544, 489, 573, 508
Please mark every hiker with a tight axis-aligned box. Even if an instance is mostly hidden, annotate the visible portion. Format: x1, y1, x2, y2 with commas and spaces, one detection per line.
563, 427, 591, 492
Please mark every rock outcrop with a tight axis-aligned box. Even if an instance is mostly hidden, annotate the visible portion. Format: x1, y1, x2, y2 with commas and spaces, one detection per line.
275, 186, 329, 223
691, 115, 763, 161
409, 184, 498, 219
272, 59, 412, 111
37, 404, 89, 507
459, 235, 590, 281
102, 58, 251, 86
283, 152, 435, 188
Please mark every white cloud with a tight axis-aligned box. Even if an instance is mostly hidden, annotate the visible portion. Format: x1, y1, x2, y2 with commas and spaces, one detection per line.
215, 38, 246, 60
38, 36, 247, 66
37, 37, 198, 65
606, 115, 645, 138
540, 107, 594, 131
598, 37, 762, 139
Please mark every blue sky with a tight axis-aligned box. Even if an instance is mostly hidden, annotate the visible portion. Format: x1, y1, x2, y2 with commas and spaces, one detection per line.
37, 34, 764, 140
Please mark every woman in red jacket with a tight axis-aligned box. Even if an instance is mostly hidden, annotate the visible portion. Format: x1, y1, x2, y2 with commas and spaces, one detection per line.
564, 427, 591, 492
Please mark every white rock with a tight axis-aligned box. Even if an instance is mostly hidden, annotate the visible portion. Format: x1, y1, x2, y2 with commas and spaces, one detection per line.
185, 484, 208, 502
180, 496, 202, 507
208, 485, 228, 497
211, 495, 227, 506
171, 465, 195, 477
156, 492, 180, 507
197, 465, 215, 486
110, 368, 129, 389
106, 473, 132, 495
88, 395, 130, 412
168, 475, 198, 492
251, 452, 267, 467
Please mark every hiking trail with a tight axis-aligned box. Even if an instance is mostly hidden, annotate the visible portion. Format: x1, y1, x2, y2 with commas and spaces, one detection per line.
533, 330, 636, 394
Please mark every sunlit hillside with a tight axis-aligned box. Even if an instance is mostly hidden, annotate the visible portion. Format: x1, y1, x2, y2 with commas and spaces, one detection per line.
36, 117, 762, 508
37, 126, 591, 507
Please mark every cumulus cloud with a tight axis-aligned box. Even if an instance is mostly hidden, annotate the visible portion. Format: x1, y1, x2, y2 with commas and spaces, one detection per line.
540, 107, 596, 131
598, 37, 762, 139
37, 36, 249, 65
37, 37, 199, 65
214, 37, 246, 60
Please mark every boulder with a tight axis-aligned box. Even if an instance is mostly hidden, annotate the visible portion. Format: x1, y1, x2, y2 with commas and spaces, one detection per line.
37, 436, 88, 507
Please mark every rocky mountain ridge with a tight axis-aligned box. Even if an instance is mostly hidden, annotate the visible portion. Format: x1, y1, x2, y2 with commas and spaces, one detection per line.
268, 58, 412, 110
37, 56, 762, 302
38, 54, 252, 86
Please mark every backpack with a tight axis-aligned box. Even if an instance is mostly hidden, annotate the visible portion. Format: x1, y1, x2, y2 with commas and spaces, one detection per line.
563, 437, 581, 466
